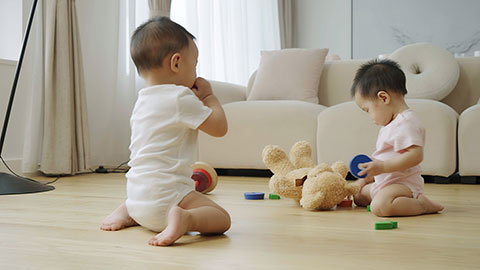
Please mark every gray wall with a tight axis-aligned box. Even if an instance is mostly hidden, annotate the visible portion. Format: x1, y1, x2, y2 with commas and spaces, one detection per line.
294, 0, 352, 59
353, 0, 480, 59
294, 0, 480, 60
0, 60, 29, 172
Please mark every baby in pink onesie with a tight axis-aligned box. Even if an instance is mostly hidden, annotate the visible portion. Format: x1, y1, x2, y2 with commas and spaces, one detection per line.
350, 59, 444, 217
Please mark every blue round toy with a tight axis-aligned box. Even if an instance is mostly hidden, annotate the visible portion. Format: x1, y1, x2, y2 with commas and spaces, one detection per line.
349, 154, 372, 178
244, 192, 265, 200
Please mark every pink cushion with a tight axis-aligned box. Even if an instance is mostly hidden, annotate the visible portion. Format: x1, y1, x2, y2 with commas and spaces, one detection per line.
247, 48, 328, 103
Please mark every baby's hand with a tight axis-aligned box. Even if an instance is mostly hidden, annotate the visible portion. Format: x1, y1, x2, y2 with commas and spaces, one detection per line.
191, 77, 213, 101
358, 159, 385, 182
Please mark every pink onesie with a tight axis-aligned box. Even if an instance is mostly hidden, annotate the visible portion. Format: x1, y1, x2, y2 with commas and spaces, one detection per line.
370, 109, 425, 199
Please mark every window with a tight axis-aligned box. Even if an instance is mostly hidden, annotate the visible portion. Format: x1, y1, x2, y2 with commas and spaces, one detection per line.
0, 0, 23, 61
171, 0, 281, 85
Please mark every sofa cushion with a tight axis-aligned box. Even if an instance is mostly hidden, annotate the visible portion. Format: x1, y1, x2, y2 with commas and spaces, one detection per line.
247, 48, 328, 103
389, 42, 459, 100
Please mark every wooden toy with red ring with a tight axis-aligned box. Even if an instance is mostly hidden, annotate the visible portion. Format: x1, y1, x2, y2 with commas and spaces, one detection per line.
191, 161, 218, 193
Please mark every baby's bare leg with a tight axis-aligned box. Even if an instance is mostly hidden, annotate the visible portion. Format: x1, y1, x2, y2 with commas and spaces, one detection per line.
353, 180, 372, 207
371, 184, 444, 217
100, 202, 138, 231
149, 191, 231, 246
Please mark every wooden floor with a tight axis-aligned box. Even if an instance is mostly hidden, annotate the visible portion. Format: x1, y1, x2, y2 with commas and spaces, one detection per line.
1, 173, 479, 270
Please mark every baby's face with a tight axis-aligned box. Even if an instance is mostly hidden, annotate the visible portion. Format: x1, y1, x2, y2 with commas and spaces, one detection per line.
354, 91, 393, 126
178, 38, 198, 88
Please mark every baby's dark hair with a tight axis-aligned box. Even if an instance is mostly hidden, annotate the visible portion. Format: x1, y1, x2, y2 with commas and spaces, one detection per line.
350, 59, 407, 99
130, 16, 195, 73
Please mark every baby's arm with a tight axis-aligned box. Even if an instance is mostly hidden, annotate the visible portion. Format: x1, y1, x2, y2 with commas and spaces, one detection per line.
192, 77, 228, 137
358, 145, 423, 181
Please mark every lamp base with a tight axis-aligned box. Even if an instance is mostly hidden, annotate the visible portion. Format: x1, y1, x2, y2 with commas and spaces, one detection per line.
0, 172, 54, 195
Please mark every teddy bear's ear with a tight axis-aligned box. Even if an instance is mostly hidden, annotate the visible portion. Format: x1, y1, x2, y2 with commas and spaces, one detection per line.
331, 161, 349, 179
289, 141, 315, 169
262, 144, 295, 176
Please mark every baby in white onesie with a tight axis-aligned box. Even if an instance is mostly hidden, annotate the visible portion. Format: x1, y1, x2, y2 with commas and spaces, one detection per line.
126, 84, 212, 232
101, 17, 231, 246
350, 59, 444, 217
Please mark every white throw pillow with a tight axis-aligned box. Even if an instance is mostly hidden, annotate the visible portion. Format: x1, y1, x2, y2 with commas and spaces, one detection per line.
388, 42, 459, 101
247, 48, 329, 103
326, 54, 341, 61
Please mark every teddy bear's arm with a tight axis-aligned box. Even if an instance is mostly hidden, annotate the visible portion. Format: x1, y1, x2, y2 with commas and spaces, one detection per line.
345, 182, 362, 196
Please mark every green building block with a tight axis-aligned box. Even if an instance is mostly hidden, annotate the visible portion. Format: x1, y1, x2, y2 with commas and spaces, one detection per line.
375, 221, 398, 230
367, 205, 371, 212
375, 221, 393, 230
269, 193, 280, 200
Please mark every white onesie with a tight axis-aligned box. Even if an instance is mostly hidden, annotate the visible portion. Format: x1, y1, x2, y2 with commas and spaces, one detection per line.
125, 84, 212, 232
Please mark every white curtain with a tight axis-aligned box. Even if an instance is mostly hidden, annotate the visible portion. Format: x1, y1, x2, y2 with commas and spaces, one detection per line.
98, 0, 148, 167
23, 0, 90, 175
149, 0, 171, 18
23, 0, 284, 172
278, 0, 293, 49
171, 0, 281, 85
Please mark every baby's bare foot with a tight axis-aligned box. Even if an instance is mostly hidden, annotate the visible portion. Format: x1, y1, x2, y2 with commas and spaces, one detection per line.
148, 206, 190, 246
100, 202, 138, 231
418, 194, 444, 214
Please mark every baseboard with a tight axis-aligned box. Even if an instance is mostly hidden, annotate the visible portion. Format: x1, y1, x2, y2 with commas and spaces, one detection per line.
216, 168, 273, 177
215, 169, 474, 185
0, 59, 17, 66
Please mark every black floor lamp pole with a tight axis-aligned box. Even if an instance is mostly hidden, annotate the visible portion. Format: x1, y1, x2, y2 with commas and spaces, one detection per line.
0, 0, 54, 195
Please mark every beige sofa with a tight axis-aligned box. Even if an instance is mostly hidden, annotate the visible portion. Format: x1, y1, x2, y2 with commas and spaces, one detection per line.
200, 56, 480, 183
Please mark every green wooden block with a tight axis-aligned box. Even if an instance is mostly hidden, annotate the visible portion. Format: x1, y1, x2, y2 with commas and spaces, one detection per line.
375, 221, 394, 230
367, 205, 371, 212
269, 193, 280, 200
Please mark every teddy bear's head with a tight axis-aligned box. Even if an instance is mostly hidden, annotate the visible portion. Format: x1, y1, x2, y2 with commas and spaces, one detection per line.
262, 141, 360, 210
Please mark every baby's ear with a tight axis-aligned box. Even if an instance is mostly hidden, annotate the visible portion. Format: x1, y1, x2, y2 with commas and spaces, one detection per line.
377, 90, 391, 104
169, 52, 181, 72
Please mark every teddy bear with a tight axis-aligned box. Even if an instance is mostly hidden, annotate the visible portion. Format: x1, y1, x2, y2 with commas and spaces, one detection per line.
262, 140, 361, 210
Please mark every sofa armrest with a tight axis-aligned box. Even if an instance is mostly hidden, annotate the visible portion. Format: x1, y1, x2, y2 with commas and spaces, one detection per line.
458, 104, 480, 176
209, 80, 247, 105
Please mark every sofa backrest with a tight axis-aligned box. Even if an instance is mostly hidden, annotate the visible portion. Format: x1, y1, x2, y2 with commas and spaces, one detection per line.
442, 57, 480, 114
248, 57, 480, 114
317, 59, 364, 107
